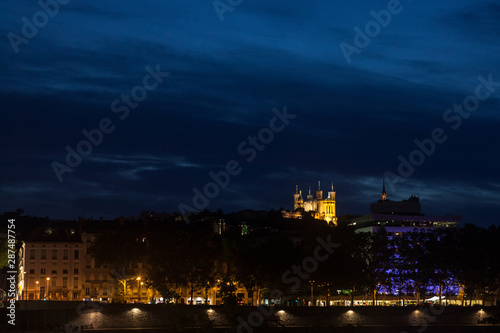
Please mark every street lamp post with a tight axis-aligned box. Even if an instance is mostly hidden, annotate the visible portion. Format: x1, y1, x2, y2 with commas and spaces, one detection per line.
46, 277, 50, 300
137, 277, 141, 303
36, 281, 39, 300
123, 280, 126, 303
310, 280, 314, 306
118, 276, 143, 303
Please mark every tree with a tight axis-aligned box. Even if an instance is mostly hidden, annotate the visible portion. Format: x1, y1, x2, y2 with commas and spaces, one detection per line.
0, 239, 8, 269
233, 234, 263, 306
456, 224, 488, 306
143, 220, 218, 304
311, 228, 367, 306
456, 224, 500, 306
90, 222, 148, 273
218, 276, 238, 306
363, 228, 392, 305
180, 234, 217, 305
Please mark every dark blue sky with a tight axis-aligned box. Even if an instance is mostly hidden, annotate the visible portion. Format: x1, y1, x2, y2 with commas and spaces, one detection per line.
1, 0, 499, 227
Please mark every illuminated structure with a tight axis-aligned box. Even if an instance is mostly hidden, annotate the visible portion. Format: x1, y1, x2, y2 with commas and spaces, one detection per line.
349, 180, 460, 232
347, 181, 462, 304
370, 180, 422, 216
17, 230, 149, 302
290, 181, 337, 225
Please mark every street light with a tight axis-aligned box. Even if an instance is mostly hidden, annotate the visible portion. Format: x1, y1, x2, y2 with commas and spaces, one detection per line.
46, 277, 50, 300
36, 281, 39, 300
117, 276, 142, 303
310, 280, 315, 306
137, 277, 141, 303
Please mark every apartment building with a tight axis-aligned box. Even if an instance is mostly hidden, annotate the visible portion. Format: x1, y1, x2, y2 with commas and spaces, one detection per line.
19, 239, 84, 300
18, 228, 117, 302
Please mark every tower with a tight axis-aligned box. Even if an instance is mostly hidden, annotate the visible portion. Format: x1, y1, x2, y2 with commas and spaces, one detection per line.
327, 182, 335, 199
316, 181, 323, 200
307, 186, 313, 201
324, 182, 337, 226
381, 179, 387, 201
315, 181, 324, 220
293, 185, 304, 210
293, 185, 300, 210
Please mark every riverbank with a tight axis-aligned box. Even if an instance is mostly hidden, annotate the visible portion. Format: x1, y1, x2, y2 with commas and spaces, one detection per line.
1, 302, 499, 332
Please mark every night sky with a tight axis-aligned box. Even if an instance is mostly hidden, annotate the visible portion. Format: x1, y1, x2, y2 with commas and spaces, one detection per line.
1, 0, 499, 227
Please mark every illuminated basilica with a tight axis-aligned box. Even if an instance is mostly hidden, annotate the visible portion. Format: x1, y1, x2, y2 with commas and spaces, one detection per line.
285, 181, 337, 225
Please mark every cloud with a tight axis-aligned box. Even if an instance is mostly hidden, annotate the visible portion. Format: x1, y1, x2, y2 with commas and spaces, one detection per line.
0, 0, 499, 226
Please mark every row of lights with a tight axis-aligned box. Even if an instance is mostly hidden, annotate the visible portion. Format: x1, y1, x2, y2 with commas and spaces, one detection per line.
35, 276, 146, 301
206, 309, 356, 315
33, 277, 51, 300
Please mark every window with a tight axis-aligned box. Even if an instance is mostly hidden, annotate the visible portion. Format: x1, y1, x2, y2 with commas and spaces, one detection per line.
63, 269, 68, 274
74, 268, 79, 274
85, 260, 91, 268
51, 270, 57, 274
63, 277, 68, 288
94, 273, 99, 281
41, 250, 46, 260
30, 249, 35, 259
63, 250, 68, 260
51, 279, 56, 287
85, 274, 90, 282
85, 288, 90, 295
52, 250, 57, 259
73, 277, 78, 289
103, 288, 107, 296
29, 269, 35, 274
74, 250, 79, 260
40, 268, 46, 274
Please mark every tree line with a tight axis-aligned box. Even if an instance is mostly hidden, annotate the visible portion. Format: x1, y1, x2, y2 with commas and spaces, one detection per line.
90, 212, 500, 306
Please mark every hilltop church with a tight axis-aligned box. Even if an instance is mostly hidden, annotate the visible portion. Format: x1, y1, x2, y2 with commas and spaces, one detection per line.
283, 182, 337, 225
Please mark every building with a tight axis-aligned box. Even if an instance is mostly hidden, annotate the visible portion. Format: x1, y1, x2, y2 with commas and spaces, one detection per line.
18, 231, 85, 301
348, 180, 461, 233
370, 181, 422, 215
284, 182, 337, 225
15, 219, 253, 305
17, 222, 150, 303
346, 181, 463, 303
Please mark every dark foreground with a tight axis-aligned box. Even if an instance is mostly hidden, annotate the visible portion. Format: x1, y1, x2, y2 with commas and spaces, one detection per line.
4, 325, 500, 333
2, 303, 499, 332
6, 327, 499, 333
94, 327, 499, 333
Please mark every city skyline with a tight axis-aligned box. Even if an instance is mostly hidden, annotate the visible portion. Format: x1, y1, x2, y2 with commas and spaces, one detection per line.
1, 1, 499, 227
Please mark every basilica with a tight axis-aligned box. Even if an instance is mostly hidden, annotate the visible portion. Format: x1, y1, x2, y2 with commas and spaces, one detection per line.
283, 181, 337, 225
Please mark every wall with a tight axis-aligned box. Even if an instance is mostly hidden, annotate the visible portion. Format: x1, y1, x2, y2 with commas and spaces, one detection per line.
4, 301, 499, 331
